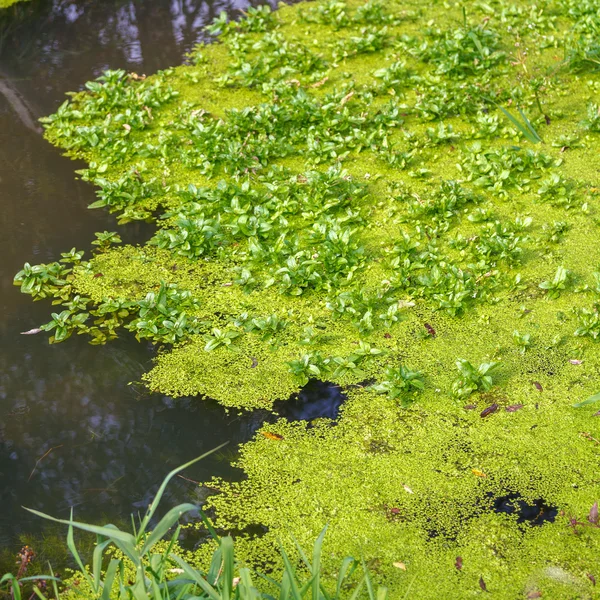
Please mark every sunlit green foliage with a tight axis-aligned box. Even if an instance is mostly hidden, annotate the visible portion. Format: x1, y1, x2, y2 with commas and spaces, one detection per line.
13, 0, 600, 596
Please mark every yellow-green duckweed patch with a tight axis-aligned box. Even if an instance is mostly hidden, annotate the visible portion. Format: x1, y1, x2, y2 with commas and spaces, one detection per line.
13, 0, 600, 595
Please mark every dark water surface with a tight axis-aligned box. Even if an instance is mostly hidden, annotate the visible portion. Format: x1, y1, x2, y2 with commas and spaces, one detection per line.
0, 0, 289, 551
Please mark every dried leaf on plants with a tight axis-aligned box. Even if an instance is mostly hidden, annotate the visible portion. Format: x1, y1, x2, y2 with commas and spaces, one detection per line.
479, 576, 488, 592
472, 468, 487, 478
480, 403, 499, 418
505, 404, 524, 412
588, 501, 599, 525
261, 431, 284, 441
455, 556, 463, 570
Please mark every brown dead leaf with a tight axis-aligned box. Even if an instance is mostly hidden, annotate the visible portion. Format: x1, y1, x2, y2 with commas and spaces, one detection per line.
260, 431, 284, 441
310, 76, 329, 88
393, 562, 406, 571
480, 403, 499, 418
340, 91, 354, 106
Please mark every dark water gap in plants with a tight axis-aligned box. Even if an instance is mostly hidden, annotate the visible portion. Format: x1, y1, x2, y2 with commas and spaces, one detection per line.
0, 0, 298, 554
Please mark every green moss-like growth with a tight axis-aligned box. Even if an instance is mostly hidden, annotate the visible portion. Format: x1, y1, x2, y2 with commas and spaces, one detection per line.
0, 0, 28, 7
14, 0, 600, 596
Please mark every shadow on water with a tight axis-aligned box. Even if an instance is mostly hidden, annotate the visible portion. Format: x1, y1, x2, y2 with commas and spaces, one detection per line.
0, 0, 296, 554
492, 493, 558, 526
274, 380, 347, 423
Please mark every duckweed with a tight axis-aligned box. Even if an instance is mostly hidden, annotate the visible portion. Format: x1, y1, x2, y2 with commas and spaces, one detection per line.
14, 0, 600, 596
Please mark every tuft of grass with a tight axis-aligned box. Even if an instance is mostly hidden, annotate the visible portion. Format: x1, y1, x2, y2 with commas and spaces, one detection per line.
1, 450, 393, 599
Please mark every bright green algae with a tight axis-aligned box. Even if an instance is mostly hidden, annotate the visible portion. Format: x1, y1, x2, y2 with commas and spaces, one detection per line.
0, 0, 28, 7
14, 0, 600, 596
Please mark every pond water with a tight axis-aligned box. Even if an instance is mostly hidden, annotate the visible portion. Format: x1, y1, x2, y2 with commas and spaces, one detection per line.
0, 0, 306, 552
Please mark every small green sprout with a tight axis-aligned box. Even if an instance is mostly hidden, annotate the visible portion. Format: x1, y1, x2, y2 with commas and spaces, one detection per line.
513, 330, 532, 354
92, 231, 122, 251
539, 266, 569, 299
452, 359, 500, 398
203, 328, 241, 352
371, 365, 425, 406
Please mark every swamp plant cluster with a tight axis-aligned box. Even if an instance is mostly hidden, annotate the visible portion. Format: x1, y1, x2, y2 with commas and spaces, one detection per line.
8, 0, 600, 597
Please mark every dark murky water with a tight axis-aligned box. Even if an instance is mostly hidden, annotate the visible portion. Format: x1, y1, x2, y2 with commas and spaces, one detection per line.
0, 0, 295, 551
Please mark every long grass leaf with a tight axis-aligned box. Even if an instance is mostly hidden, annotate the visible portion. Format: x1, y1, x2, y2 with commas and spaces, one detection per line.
66, 512, 95, 591
335, 557, 357, 599
376, 586, 388, 600
573, 391, 600, 407
517, 107, 542, 142
221, 536, 235, 600
140, 503, 198, 554
100, 559, 121, 600
279, 546, 303, 600
402, 575, 417, 599
0, 574, 21, 600
170, 554, 221, 600
138, 443, 228, 536
498, 106, 541, 144
348, 576, 365, 600
24, 508, 137, 546
312, 526, 327, 600
362, 559, 375, 600
93, 538, 113, 591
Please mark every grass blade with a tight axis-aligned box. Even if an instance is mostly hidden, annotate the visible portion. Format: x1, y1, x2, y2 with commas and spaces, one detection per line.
335, 557, 357, 598
0, 574, 21, 600
170, 554, 221, 600
311, 526, 327, 600
140, 503, 198, 555
279, 545, 303, 600
221, 536, 235, 600
138, 443, 228, 537
498, 105, 541, 143
573, 391, 600, 407
100, 559, 121, 600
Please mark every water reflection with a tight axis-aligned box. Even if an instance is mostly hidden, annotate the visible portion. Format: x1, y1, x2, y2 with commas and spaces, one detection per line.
0, 0, 284, 548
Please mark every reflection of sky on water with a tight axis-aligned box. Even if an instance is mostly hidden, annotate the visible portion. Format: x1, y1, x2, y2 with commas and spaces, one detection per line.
0, 0, 288, 547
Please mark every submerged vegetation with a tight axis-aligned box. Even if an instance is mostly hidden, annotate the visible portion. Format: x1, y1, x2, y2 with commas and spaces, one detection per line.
9, 0, 600, 596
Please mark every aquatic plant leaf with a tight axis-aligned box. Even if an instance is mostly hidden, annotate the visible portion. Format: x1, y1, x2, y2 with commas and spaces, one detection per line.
140, 503, 198, 554
573, 392, 600, 407
498, 105, 542, 144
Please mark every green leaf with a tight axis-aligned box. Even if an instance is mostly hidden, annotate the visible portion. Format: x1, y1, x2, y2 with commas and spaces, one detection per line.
498, 105, 542, 144
0, 574, 21, 600
170, 555, 221, 600
573, 392, 600, 407
137, 443, 228, 537
312, 526, 327, 600
140, 503, 198, 554
100, 559, 121, 600
221, 536, 235, 600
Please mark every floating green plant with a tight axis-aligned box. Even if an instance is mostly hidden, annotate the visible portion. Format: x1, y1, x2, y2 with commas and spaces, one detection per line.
13, 0, 600, 596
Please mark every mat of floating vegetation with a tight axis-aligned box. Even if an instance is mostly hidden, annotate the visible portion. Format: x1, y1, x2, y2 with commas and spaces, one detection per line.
0, 0, 28, 8
15, 0, 600, 596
